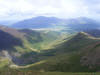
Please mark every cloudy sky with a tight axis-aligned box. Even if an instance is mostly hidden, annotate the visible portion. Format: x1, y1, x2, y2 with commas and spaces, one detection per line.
0, 0, 100, 24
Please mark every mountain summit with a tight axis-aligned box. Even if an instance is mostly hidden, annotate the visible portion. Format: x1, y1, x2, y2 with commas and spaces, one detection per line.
11, 16, 62, 29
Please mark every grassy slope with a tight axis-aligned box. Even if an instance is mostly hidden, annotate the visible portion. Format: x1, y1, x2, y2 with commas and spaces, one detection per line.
19, 29, 72, 51
7, 30, 73, 66
14, 32, 100, 72
0, 58, 9, 68
1, 29, 100, 73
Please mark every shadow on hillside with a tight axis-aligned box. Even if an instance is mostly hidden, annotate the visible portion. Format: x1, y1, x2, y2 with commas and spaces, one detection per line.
0, 30, 23, 52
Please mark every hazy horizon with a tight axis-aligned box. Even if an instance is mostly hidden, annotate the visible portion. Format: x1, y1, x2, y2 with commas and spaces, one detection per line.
0, 0, 100, 25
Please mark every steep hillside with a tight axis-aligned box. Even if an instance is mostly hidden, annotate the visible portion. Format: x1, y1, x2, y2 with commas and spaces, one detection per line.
19, 29, 67, 50
0, 26, 69, 66
0, 26, 23, 52
0, 30, 22, 51
0, 26, 100, 72
0, 26, 65, 52
19, 32, 100, 72
45, 32, 99, 54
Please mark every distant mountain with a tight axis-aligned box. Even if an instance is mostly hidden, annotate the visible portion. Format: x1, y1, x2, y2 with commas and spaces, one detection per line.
84, 29, 100, 37
11, 16, 100, 33
66, 17, 100, 31
11, 16, 63, 29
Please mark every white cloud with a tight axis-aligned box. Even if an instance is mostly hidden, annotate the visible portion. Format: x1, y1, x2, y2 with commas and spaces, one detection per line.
0, 0, 99, 22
